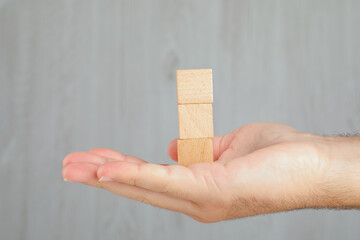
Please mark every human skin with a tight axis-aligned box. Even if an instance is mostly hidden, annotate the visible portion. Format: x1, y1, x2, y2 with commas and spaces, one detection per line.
62, 122, 360, 223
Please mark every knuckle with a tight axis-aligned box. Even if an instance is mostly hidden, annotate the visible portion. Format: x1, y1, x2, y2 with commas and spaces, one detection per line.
137, 195, 152, 205
159, 182, 170, 193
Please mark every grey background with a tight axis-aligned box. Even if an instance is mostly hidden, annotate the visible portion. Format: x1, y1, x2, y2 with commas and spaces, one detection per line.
1, 0, 360, 239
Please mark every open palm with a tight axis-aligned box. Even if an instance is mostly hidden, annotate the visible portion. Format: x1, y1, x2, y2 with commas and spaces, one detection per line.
62, 122, 325, 223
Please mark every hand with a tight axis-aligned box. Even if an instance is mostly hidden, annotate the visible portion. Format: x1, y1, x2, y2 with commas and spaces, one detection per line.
62, 122, 360, 223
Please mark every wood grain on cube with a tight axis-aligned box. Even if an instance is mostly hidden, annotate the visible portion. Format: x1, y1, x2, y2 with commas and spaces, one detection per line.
176, 69, 213, 104
178, 103, 213, 139
177, 138, 213, 166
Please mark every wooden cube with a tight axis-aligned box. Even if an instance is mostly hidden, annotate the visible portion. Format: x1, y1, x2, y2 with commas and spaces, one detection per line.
178, 104, 213, 139
176, 69, 213, 104
177, 138, 213, 166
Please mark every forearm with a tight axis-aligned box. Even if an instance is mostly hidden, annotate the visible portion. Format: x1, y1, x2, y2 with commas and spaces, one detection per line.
313, 135, 360, 208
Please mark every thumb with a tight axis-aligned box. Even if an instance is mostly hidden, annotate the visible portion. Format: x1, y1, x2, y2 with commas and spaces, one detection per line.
167, 139, 178, 161
167, 134, 231, 162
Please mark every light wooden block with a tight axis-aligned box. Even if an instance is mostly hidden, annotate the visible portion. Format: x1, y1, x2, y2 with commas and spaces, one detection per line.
178, 104, 213, 139
177, 138, 213, 166
176, 69, 213, 104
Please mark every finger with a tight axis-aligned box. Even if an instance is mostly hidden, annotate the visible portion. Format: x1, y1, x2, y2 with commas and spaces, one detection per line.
88, 148, 146, 164
167, 134, 234, 162
213, 133, 235, 160
63, 152, 107, 167
63, 162, 200, 219
167, 139, 178, 161
97, 161, 202, 201
63, 151, 145, 168
88, 148, 126, 160
62, 162, 101, 186
101, 182, 200, 219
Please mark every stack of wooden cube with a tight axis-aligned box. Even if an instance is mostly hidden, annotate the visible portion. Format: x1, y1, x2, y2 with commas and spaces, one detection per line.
176, 69, 214, 166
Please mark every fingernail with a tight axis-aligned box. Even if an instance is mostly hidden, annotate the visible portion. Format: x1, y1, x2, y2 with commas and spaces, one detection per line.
64, 178, 75, 182
98, 176, 114, 182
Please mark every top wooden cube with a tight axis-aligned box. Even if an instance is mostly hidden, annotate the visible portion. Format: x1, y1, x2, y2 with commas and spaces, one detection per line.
176, 69, 213, 104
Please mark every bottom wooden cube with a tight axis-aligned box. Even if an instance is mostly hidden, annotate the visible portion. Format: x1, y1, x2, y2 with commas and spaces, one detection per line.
177, 138, 213, 167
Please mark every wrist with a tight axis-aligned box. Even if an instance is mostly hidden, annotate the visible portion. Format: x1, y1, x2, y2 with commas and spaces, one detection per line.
312, 134, 360, 208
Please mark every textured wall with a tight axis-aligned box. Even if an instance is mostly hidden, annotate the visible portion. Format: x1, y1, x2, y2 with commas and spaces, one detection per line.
1, 0, 360, 239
